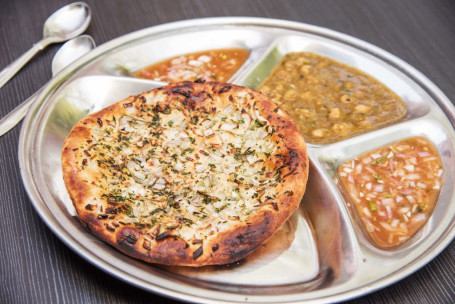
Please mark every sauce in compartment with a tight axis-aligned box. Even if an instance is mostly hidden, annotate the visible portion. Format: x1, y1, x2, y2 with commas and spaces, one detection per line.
259, 52, 407, 144
134, 48, 250, 83
338, 137, 443, 248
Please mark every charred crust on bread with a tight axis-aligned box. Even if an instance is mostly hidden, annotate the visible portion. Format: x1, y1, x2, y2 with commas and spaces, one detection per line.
61, 81, 309, 266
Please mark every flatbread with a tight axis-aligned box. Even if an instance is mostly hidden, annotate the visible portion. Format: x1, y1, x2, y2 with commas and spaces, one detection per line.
62, 81, 309, 266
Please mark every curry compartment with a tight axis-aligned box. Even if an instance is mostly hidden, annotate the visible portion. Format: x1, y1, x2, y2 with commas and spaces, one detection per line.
238, 35, 432, 145
96, 28, 274, 83
338, 136, 443, 249
316, 119, 452, 254
133, 48, 250, 83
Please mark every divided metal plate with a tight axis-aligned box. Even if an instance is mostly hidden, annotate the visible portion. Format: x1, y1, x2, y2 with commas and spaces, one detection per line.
18, 17, 455, 303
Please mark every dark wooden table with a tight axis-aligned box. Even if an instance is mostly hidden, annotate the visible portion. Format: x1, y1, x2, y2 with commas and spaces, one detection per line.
1, 0, 455, 303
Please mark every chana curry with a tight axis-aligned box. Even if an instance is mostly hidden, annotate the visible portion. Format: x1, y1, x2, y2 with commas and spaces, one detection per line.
338, 137, 443, 248
135, 48, 249, 83
259, 52, 407, 144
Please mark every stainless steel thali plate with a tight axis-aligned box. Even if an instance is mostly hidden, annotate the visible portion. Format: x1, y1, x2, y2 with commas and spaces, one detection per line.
18, 17, 455, 303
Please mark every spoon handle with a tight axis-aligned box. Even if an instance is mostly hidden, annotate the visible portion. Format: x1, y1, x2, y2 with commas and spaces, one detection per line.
0, 38, 53, 89
0, 90, 38, 136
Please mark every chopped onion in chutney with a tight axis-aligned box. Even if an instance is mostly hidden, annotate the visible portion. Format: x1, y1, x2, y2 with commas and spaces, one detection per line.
134, 48, 249, 83
338, 137, 443, 248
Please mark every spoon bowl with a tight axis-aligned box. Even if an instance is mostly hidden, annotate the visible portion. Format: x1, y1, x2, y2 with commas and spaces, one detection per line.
52, 35, 95, 75
44, 2, 91, 42
0, 2, 91, 89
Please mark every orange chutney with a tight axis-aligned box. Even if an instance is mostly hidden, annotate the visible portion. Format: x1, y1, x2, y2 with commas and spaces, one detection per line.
338, 137, 443, 248
134, 48, 250, 83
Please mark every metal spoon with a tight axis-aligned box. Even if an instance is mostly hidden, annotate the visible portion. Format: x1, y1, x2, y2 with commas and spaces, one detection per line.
0, 35, 95, 137
0, 2, 91, 89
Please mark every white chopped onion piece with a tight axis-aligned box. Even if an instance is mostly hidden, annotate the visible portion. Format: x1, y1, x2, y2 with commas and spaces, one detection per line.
92, 128, 104, 138
406, 195, 416, 203
196, 164, 206, 172
143, 176, 157, 187
126, 160, 136, 171
362, 219, 376, 232
381, 198, 394, 205
363, 207, 372, 218
362, 157, 372, 164
413, 213, 426, 222
241, 113, 251, 126
256, 128, 268, 139
371, 153, 382, 159
197, 55, 211, 62
204, 129, 214, 137
417, 182, 427, 189
174, 162, 184, 172
220, 123, 236, 131
385, 205, 392, 219
423, 156, 437, 162
403, 173, 421, 180
201, 119, 215, 129
254, 109, 267, 122
125, 107, 135, 115
379, 222, 393, 231
223, 105, 233, 114
179, 131, 189, 139
123, 148, 133, 155
246, 155, 256, 165
132, 171, 146, 182
404, 164, 414, 172
398, 236, 410, 242
365, 166, 376, 174
167, 140, 181, 147
418, 151, 431, 157
355, 164, 362, 174
188, 59, 203, 67
343, 167, 353, 173
153, 183, 165, 190
399, 206, 410, 214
